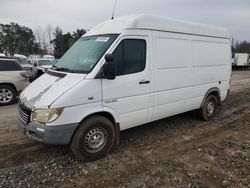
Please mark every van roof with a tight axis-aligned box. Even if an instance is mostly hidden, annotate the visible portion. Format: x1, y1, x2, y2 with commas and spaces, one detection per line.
85, 14, 230, 39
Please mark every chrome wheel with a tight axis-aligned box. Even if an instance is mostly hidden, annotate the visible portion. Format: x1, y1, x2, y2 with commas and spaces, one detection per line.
0, 88, 13, 104
207, 101, 215, 116
84, 127, 108, 153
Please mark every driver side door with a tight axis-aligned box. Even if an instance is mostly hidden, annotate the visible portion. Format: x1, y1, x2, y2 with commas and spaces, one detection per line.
102, 36, 151, 130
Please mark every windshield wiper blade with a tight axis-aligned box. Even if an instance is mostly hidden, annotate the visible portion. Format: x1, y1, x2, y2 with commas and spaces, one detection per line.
52, 66, 74, 73
52, 65, 88, 74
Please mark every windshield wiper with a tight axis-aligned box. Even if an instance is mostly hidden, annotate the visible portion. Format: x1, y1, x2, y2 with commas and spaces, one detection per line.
52, 65, 88, 74
52, 65, 74, 73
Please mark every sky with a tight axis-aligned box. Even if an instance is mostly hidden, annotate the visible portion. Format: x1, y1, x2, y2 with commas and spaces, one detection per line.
0, 0, 249, 41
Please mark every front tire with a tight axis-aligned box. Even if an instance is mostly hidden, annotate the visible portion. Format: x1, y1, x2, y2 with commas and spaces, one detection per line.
0, 85, 17, 106
199, 95, 218, 121
70, 116, 115, 161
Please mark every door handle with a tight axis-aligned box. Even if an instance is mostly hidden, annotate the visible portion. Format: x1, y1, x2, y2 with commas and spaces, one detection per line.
139, 80, 150, 84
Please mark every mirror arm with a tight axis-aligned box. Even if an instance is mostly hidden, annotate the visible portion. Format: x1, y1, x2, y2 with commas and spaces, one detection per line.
95, 68, 105, 79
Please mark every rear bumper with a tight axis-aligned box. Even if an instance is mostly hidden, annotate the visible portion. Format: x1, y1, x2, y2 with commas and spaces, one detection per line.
16, 115, 78, 145
15, 80, 29, 92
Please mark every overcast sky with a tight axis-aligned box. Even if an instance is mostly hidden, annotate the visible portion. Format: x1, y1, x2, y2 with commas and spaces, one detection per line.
0, 0, 249, 41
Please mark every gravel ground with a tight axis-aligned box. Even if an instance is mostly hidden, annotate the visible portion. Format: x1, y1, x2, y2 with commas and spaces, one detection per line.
0, 71, 250, 188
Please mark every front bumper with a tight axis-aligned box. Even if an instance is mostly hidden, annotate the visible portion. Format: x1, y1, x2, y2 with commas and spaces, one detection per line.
17, 115, 78, 145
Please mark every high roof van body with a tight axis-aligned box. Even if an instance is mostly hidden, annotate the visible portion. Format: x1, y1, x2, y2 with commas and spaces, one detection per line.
17, 15, 231, 161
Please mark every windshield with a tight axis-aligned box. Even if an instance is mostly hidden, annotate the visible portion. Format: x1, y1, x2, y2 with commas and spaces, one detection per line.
38, 60, 54, 66
53, 34, 118, 73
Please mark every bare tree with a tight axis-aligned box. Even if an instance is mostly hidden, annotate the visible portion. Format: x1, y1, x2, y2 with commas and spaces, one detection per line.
34, 26, 42, 48
34, 26, 49, 55
41, 30, 48, 54
46, 25, 53, 54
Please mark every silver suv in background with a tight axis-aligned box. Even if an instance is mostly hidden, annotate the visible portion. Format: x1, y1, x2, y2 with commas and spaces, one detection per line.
14, 57, 33, 72
0, 56, 33, 73
0, 58, 29, 105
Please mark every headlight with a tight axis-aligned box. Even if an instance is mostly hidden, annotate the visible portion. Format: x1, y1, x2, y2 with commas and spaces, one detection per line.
32, 108, 64, 124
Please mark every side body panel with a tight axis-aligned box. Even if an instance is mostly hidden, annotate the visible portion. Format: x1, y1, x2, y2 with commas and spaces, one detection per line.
151, 30, 231, 121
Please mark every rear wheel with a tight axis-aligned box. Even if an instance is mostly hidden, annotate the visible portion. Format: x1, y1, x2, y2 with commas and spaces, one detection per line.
0, 85, 16, 106
199, 95, 218, 121
70, 116, 115, 161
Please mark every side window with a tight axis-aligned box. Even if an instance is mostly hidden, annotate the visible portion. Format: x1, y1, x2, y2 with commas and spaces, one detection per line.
112, 39, 146, 76
0, 60, 22, 71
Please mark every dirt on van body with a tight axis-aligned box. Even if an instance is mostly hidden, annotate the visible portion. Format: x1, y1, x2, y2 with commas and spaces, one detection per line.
0, 71, 250, 188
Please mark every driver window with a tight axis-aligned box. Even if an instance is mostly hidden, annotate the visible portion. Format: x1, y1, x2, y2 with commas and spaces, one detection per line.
112, 39, 146, 76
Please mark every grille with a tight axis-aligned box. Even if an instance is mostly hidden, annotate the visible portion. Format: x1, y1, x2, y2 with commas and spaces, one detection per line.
17, 102, 31, 124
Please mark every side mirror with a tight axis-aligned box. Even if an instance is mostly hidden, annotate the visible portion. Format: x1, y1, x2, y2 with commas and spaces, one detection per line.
105, 54, 114, 62
103, 54, 115, 80
34, 63, 37, 67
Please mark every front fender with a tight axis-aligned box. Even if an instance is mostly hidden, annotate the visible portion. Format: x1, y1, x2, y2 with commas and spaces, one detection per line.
47, 102, 120, 126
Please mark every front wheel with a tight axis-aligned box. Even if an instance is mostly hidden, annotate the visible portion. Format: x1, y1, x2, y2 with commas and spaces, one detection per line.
70, 116, 115, 161
198, 95, 218, 121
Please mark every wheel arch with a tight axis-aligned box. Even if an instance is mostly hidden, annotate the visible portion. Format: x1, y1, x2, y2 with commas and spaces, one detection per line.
200, 87, 221, 108
0, 83, 17, 92
70, 110, 120, 146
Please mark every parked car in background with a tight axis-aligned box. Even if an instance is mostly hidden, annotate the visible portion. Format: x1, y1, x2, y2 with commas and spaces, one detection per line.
14, 57, 33, 72
0, 53, 6, 57
235, 53, 249, 66
43, 55, 55, 60
232, 53, 250, 70
0, 56, 33, 73
29, 59, 55, 82
14, 54, 28, 60
0, 58, 29, 105
28, 54, 42, 63
31, 59, 55, 73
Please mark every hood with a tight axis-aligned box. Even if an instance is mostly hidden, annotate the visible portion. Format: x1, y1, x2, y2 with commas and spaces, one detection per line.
20, 71, 87, 108
21, 64, 33, 68
20, 64, 33, 67
41, 65, 53, 69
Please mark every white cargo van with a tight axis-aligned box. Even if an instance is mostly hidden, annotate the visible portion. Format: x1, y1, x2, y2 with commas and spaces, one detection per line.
17, 15, 231, 161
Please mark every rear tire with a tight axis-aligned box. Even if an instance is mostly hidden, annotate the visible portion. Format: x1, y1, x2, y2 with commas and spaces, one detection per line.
0, 85, 17, 106
198, 95, 218, 121
70, 116, 115, 161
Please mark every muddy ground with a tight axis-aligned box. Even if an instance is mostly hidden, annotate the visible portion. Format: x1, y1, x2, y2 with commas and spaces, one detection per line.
0, 71, 250, 188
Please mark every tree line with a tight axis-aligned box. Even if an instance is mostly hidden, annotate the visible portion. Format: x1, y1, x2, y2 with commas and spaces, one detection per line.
53, 27, 86, 58
0, 23, 40, 56
1, 22, 250, 59
0, 23, 86, 58
232, 40, 250, 55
